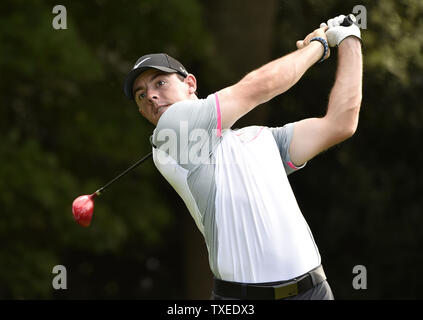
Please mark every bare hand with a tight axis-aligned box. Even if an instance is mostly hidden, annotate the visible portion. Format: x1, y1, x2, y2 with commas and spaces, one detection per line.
296, 25, 328, 49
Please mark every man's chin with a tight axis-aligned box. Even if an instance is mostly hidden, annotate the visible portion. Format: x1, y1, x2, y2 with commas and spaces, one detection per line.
157, 106, 169, 118
152, 109, 167, 126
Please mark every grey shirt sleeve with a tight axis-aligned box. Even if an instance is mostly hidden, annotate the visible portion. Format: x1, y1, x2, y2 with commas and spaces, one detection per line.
268, 123, 307, 175
152, 94, 221, 170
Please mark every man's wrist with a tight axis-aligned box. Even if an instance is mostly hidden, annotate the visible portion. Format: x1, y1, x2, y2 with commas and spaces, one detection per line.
310, 37, 329, 63
338, 36, 362, 55
308, 40, 324, 58
339, 36, 362, 48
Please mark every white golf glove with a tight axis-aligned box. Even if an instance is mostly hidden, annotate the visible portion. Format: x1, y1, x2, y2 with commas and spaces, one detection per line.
320, 14, 361, 47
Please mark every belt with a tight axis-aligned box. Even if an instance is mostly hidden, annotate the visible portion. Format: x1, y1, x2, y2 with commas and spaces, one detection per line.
213, 265, 326, 300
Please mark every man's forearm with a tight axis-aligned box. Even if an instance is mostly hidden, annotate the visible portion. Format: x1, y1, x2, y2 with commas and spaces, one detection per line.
241, 41, 324, 105
326, 37, 363, 135
217, 26, 329, 129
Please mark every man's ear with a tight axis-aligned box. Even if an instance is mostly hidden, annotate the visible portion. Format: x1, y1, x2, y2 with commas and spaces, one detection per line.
184, 74, 197, 94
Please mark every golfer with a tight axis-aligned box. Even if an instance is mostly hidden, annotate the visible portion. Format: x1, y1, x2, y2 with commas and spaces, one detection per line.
123, 15, 362, 300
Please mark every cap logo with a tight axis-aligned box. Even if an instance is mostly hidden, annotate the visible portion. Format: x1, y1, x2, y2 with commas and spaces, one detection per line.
133, 57, 151, 69
179, 67, 187, 75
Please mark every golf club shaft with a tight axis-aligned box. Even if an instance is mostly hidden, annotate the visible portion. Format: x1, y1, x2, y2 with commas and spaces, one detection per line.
94, 152, 152, 196
92, 15, 355, 198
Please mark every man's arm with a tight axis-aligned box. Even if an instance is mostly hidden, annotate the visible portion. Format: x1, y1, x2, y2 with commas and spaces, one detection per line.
217, 27, 329, 129
289, 37, 363, 166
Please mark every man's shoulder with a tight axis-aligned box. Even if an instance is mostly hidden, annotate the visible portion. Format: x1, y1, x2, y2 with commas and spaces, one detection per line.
156, 94, 215, 129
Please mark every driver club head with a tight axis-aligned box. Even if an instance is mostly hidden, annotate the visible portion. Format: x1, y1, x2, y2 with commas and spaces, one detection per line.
72, 193, 97, 227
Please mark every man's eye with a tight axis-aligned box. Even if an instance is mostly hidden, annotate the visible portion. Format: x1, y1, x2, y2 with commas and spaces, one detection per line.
157, 80, 165, 87
138, 92, 146, 99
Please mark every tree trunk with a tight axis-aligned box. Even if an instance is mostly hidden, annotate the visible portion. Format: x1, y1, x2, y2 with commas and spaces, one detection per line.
182, 0, 278, 299
204, 0, 278, 127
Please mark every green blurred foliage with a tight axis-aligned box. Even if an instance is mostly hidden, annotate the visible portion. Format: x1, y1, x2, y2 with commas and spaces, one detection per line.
1, 0, 423, 299
0, 0, 213, 299
270, 0, 423, 299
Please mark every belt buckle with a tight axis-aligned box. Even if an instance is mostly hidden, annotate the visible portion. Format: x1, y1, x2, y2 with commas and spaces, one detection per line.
274, 281, 298, 299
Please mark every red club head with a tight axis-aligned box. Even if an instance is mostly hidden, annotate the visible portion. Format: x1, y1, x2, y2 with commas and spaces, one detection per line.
72, 194, 97, 227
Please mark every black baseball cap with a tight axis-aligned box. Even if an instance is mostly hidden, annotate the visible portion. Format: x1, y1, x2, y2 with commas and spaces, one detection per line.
123, 53, 189, 100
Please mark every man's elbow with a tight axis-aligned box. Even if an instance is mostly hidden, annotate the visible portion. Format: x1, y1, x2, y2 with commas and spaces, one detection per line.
239, 71, 274, 106
343, 117, 359, 138
340, 99, 362, 139
332, 97, 362, 141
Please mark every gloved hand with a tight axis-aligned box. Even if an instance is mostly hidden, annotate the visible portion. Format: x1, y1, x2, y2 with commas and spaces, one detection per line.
320, 14, 361, 47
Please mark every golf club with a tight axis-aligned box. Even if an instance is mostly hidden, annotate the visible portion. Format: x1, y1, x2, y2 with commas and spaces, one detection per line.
71, 13, 356, 228
72, 151, 152, 227
341, 14, 356, 26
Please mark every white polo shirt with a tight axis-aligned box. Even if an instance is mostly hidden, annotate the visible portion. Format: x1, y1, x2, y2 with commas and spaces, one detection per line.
151, 93, 321, 283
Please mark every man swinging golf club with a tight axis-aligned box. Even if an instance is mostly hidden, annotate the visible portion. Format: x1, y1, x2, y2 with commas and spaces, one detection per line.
122, 14, 362, 300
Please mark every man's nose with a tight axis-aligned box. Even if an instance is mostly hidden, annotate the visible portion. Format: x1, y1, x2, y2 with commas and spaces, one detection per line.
147, 89, 158, 102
